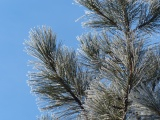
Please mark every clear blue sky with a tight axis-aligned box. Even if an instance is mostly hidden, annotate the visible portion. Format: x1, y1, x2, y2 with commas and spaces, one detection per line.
0, 0, 85, 120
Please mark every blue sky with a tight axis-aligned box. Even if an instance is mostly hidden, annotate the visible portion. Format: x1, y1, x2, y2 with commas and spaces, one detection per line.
0, 0, 85, 120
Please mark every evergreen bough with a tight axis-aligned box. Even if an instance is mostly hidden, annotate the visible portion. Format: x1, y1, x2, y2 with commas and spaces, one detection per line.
25, 0, 160, 119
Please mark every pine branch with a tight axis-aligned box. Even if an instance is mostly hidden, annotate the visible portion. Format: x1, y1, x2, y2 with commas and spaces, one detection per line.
25, 26, 90, 119
25, 1, 160, 119
75, 0, 121, 30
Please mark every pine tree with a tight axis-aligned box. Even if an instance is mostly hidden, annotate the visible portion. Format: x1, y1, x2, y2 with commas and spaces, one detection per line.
25, 0, 160, 120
